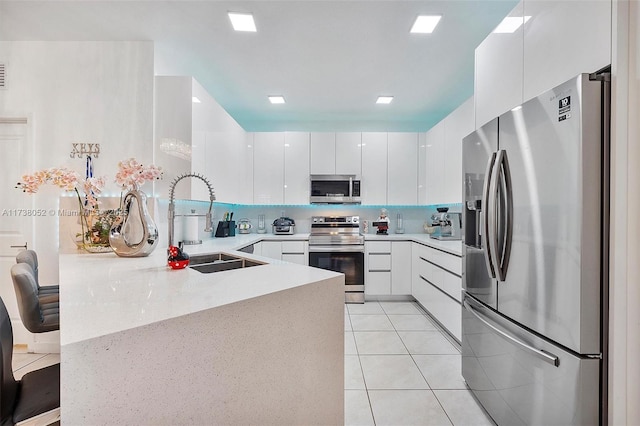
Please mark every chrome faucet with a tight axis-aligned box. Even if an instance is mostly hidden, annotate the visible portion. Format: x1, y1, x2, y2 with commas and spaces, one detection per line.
168, 173, 215, 247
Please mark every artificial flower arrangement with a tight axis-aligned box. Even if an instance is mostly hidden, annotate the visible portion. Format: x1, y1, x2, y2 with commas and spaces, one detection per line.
16, 167, 116, 251
15, 158, 162, 253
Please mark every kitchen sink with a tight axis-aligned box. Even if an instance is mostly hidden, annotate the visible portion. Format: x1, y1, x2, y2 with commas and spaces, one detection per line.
189, 252, 265, 274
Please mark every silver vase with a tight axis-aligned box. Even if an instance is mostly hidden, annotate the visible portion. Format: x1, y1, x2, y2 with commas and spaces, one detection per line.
109, 188, 158, 257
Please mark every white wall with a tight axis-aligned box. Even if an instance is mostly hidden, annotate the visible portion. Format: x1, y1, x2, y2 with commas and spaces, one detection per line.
0, 41, 155, 284
610, 1, 640, 424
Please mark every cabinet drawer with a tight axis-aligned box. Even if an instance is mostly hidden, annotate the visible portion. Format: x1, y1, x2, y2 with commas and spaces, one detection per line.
417, 258, 461, 302
440, 272, 462, 302
366, 271, 391, 295
281, 241, 305, 254
413, 276, 461, 341
368, 253, 391, 271
367, 241, 391, 253
282, 253, 307, 265
417, 244, 461, 276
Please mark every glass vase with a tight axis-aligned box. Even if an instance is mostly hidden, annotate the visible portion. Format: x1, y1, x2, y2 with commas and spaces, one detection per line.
79, 208, 118, 253
109, 186, 159, 257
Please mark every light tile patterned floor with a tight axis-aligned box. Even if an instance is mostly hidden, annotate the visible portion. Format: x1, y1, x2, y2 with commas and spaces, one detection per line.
11, 347, 60, 379
345, 301, 495, 426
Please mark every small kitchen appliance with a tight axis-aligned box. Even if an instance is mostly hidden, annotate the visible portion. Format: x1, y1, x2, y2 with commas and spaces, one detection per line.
272, 217, 295, 235
310, 174, 361, 204
237, 218, 252, 234
429, 208, 462, 240
308, 216, 364, 303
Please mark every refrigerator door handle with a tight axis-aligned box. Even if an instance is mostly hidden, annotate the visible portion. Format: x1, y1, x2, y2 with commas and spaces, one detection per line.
482, 152, 497, 278
463, 299, 560, 367
492, 150, 514, 281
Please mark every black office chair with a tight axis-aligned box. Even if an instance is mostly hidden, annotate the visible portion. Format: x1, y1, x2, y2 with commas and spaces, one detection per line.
0, 296, 59, 425
10, 264, 59, 333
15, 250, 59, 304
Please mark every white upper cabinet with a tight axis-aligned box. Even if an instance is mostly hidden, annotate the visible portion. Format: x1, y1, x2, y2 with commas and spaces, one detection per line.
421, 97, 473, 206
335, 132, 362, 175
424, 121, 445, 205
418, 133, 428, 205
253, 132, 284, 204
475, 0, 612, 129
284, 132, 310, 204
474, 1, 524, 128
387, 133, 418, 205
442, 97, 474, 204
522, 0, 611, 101
310, 132, 336, 174
311, 132, 362, 176
238, 133, 254, 205
361, 132, 388, 205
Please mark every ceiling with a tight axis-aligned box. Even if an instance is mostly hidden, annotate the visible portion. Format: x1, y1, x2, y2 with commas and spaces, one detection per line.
0, 0, 518, 132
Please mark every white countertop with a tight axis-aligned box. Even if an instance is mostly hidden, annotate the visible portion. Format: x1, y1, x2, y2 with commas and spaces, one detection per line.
59, 235, 339, 346
363, 233, 462, 256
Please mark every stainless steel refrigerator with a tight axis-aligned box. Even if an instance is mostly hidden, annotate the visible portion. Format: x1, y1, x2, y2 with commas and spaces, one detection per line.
461, 72, 609, 425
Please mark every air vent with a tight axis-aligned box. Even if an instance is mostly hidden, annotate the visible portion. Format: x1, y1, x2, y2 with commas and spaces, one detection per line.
0, 63, 5, 89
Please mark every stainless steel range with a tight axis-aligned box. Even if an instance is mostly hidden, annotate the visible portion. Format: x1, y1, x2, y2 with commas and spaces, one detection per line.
308, 216, 365, 303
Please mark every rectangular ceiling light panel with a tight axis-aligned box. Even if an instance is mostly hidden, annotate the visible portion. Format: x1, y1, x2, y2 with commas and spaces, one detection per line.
493, 16, 531, 33
228, 12, 257, 32
410, 15, 442, 34
376, 96, 394, 104
269, 96, 286, 104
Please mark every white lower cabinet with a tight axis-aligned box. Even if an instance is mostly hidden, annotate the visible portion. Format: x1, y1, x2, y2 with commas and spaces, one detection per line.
365, 241, 412, 297
281, 241, 308, 265
391, 242, 412, 295
260, 240, 308, 265
411, 243, 462, 342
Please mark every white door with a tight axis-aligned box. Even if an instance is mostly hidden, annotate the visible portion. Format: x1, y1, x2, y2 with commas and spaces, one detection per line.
0, 118, 35, 346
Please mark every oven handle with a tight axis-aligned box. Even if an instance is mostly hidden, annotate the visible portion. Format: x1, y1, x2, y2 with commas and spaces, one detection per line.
308, 245, 365, 253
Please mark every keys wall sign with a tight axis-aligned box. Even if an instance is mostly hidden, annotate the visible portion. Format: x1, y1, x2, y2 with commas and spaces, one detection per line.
70, 143, 100, 159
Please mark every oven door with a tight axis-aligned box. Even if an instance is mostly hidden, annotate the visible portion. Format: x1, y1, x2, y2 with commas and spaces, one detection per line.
308, 246, 365, 303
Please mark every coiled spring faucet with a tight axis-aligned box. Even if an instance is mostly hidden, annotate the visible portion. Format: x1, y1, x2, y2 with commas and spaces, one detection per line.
168, 173, 216, 247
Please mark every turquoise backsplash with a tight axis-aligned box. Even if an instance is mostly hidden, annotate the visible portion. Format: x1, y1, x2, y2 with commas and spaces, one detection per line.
158, 200, 463, 235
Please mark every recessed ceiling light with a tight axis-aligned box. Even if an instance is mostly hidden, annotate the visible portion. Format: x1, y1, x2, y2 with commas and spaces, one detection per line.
376, 96, 394, 104
269, 96, 286, 104
410, 15, 442, 34
228, 12, 256, 32
192, 97, 201, 103
493, 16, 531, 33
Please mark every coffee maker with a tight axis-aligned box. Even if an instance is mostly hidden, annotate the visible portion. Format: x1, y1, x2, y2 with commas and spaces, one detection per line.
429, 207, 462, 240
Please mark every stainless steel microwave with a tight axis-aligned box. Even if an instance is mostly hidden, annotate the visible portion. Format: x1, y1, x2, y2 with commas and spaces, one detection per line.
310, 174, 361, 204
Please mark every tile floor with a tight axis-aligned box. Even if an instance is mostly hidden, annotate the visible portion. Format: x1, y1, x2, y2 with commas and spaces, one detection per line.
345, 301, 495, 426
12, 346, 60, 379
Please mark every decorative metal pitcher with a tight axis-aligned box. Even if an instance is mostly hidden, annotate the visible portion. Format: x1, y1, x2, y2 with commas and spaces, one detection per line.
109, 187, 158, 257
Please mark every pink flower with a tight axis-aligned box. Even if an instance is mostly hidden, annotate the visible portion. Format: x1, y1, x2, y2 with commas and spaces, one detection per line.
83, 176, 106, 208
115, 158, 162, 190
16, 167, 80, 193
16, 167, 107, 208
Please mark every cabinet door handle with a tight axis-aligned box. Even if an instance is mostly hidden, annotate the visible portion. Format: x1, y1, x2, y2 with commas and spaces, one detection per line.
10, 243, 28, 250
